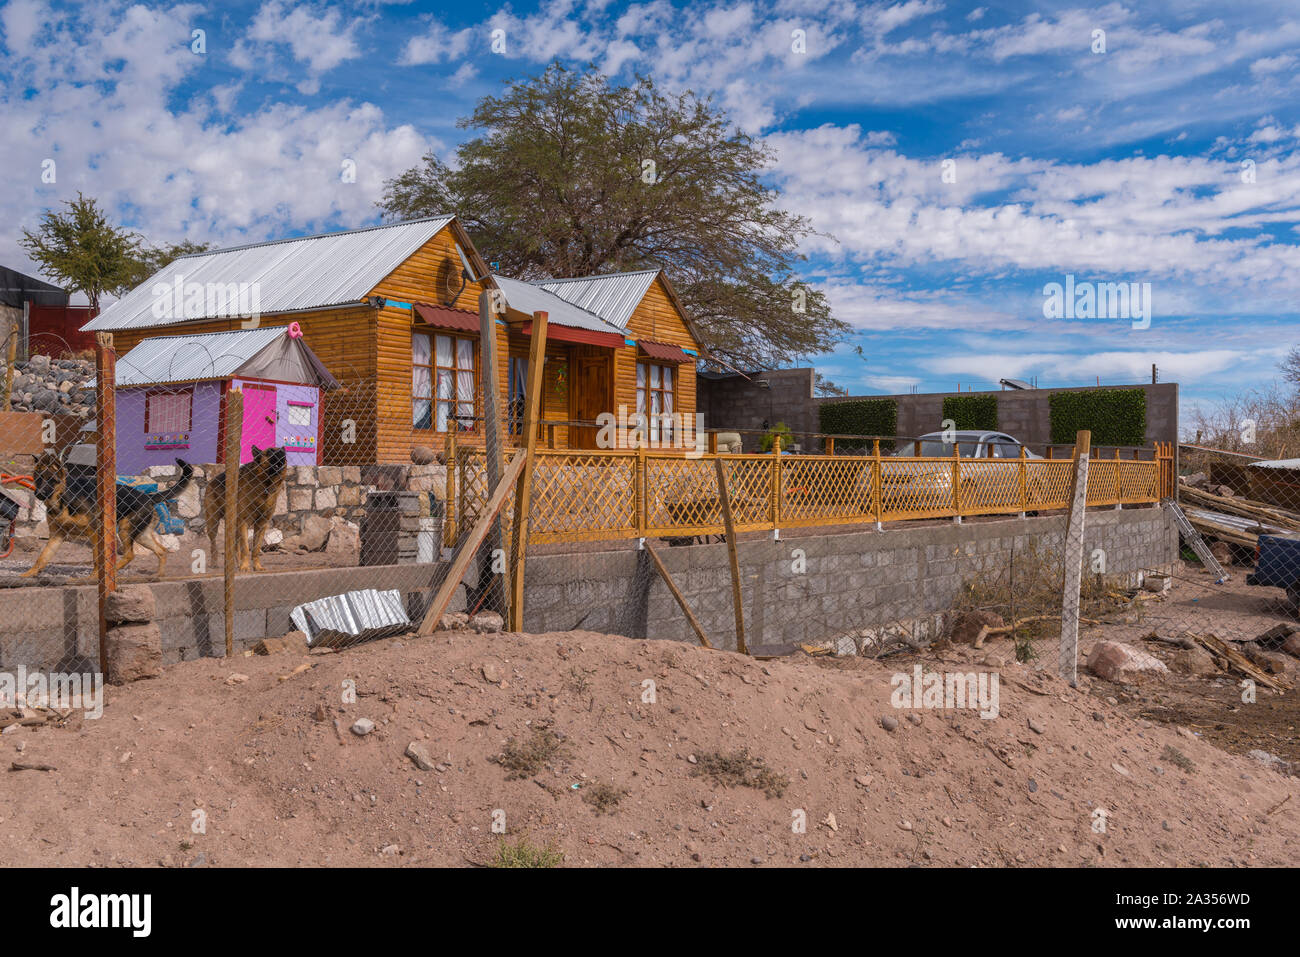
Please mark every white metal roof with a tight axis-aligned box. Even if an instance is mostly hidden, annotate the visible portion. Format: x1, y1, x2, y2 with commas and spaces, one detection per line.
114, 327, 287, 386
491, 275, 626, 336
83, 216, 455, 332
1249, 458, 1300, 469
533, 269, 659, 330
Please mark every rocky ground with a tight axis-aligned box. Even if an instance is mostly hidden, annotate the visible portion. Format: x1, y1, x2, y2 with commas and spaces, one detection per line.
3, 354, 94, 418
1, 581, 1297, 868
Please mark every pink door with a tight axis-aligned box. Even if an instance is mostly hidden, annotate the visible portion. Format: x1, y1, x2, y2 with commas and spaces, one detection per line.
240, 385, 277, 463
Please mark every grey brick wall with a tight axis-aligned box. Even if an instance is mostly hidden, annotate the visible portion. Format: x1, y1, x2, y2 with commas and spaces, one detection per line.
522, 505, 1178, 653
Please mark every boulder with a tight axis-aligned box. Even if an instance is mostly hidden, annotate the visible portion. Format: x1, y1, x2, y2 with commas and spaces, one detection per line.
104, 622, 162, 684
949, 609, 1005, 645
1170, 646, 1217, 676
469, 611, 504, 634
104, 585, 156, 625
1088, 641, 1170, 682
292, 513, 332, 551
325, 517, 360, 558
410, 445, 438, 465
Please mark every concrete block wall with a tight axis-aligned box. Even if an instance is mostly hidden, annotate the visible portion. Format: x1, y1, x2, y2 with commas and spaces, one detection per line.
0, 562, 464, 671
521, 505, 1178, 653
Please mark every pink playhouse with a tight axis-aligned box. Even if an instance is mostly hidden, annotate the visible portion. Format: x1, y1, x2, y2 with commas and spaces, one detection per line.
112, 324, 338, 474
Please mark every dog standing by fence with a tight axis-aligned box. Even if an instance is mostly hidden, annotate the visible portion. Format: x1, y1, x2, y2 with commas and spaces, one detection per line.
202, 446, 288, 572
21, 455, 194, 579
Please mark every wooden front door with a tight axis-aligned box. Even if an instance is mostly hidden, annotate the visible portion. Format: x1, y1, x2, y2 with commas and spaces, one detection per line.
569, 350, 612, 450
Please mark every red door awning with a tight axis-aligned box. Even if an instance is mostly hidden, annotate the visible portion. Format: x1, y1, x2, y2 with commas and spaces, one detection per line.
637, 339, 694, 363
413, 302, 480, 333
522, 320, 624, 349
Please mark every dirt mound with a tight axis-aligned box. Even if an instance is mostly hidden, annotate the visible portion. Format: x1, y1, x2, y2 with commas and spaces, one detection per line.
2, 627, 1297, 867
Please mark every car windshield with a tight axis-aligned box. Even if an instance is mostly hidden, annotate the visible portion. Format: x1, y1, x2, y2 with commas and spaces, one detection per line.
914, 440, 978, 457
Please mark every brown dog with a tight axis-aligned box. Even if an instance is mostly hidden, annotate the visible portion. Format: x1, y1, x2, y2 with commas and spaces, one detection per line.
22, 455, 194, 579
203, 446, 288, 572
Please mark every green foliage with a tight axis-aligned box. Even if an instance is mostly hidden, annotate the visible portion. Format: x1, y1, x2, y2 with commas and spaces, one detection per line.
122, 240, 212, 290
19, 193, 141, 309
759, 421, 794, 452
819, 398, 897, 447
942, 394, 998, 431
1049, 389, 1147, 445
19, 194, 209, 308
380, 62, 848, 369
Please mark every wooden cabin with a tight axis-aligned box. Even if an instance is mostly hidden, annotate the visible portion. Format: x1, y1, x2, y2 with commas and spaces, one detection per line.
83, 217, 705, 464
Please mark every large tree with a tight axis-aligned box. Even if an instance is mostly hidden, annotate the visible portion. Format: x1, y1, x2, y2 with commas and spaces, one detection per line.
380, 63, 846, 369
19, 193, 142, 310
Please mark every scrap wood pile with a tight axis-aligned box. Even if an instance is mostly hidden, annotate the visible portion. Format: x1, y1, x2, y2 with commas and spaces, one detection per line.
1147, 622, 1299, 693
1177, 473, 1300, 549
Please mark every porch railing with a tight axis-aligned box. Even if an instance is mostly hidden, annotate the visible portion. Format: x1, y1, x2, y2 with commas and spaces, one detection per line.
447, 441, 1176, 547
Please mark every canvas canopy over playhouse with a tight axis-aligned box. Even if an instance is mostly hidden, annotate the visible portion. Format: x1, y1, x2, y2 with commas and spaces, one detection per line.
83, 216, 706, 463
111, 324, 338, 474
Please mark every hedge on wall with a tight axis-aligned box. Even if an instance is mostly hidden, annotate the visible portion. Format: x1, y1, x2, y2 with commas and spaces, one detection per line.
1049, 388, 1147, 446
941, 394, 998, 432
819, 398, 898, 445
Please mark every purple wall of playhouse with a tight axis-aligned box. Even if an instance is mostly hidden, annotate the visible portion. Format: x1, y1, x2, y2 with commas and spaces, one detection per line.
115, 378, 321, 474
115, 381, 223, 475
231, 378, 321, 467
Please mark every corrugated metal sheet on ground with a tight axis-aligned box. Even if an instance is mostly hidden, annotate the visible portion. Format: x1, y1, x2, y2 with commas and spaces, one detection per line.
290, 588, 411, 647
534, 269, 659, 330
84, 216, 454, 331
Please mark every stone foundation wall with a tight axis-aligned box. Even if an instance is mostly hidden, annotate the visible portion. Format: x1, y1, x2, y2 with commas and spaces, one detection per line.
10, 461, 448, 554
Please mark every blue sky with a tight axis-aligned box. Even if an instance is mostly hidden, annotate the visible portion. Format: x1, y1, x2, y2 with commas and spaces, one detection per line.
3, 0, 1299, 429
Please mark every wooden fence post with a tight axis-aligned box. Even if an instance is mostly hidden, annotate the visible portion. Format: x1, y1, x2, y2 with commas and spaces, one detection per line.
714, 457, 747, 655
478, 289, 509, 613
93, 333, 117, 677
770, 435, 781, 534
872, 439, 883, 529
223, 389, 244, 658
443, 428, 457, 549
1018, 446, 1028, 516
951, 444, 963, 522
507, 311, 548, 632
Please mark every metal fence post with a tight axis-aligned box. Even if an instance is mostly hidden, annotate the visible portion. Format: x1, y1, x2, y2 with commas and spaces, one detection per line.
1059, 429, 1092, 686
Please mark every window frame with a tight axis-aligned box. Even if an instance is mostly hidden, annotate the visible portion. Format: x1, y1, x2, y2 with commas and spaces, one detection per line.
636, 361, 677, 444
412, 329, 478, 433
144, 387, 194, 434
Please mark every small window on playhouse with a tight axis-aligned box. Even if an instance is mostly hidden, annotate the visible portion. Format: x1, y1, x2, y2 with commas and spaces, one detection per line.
146, 389, 192, 433
286, 402, 313, 427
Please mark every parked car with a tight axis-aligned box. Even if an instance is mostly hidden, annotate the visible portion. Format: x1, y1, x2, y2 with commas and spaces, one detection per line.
881, 430, 1045, 513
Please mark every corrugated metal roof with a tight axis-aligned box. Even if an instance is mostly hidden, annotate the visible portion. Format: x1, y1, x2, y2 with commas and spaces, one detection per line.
84, 216, 455, 332
533, 269, 659, 330
1249, 459, 1300, 470
491, 275, 626, 336
114, 327, 286, 386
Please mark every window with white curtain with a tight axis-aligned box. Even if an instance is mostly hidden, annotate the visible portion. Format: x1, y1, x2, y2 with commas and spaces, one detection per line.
413, 331, 476, 431
636, 362, 675, 444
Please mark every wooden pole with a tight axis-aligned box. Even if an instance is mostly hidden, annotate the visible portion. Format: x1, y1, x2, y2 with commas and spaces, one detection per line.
1059, 429, 1091, 687
93, 333, 117, 677
644, 541, 712, 649
222, 389, 244, 658
419, 452, 527, 635
507, 311, 548, 632
714, 457, 748, 655
443, 428, 457, 549
478, 289, 509, 612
